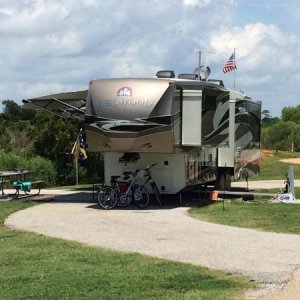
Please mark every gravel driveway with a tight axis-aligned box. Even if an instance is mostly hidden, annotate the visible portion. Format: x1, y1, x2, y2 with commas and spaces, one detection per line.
5, 202, 300, 289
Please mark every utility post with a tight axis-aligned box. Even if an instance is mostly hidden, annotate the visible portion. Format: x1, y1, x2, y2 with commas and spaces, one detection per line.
287, 166, 295, 198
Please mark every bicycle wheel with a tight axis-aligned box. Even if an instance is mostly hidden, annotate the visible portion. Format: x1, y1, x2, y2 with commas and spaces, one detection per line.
151, 182, 163, 206
97, 187, 118, 209
133, 185, 149, 208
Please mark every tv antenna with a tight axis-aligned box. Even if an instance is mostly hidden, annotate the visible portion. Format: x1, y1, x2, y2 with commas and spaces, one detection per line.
187, 48, 214, 80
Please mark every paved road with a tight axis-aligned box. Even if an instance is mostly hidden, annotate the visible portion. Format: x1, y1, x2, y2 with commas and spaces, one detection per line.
5, 202, 300, 288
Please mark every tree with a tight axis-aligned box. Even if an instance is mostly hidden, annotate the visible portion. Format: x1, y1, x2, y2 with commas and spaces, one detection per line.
28, 110, 81, 185
261, 109, 279, 125
282, 105, 300, 124
0, 99, 104, 185
1, 100, 35, 122
262, 120, 298, 151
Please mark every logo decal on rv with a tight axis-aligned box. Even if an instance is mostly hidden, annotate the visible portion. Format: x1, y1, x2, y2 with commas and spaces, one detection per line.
117, 87, 132, 96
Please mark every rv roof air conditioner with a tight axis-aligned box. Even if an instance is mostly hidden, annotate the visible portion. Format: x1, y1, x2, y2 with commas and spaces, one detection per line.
156, 70, 175, 78
178, 74, 198, 80
207, 79, 224, 87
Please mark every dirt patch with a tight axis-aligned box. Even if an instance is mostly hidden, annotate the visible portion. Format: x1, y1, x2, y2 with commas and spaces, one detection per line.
261, 150, 274, 157
280, 158, 300, 165
261, 149, 300, 164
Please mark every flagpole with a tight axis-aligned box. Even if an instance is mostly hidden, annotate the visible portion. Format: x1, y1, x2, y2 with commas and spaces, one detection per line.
76, 159, 79, 187
223, 49, 237, 87
233, 48, 236, 90
72, 128, 82, 188
71, 128, 87, 188
234, 68, 236, 90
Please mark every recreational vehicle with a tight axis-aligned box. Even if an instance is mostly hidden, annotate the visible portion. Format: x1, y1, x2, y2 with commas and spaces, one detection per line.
23, 70, 261, 194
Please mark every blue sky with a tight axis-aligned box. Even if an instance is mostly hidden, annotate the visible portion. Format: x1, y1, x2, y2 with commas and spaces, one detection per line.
235, 1, 297, 31
0, 0, 300, 117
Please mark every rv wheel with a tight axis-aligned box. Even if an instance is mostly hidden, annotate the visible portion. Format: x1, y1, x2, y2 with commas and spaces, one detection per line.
216, 171, 231, 190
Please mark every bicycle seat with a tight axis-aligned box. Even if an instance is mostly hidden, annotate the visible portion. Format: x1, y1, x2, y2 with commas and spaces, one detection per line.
111, 175, 121, 182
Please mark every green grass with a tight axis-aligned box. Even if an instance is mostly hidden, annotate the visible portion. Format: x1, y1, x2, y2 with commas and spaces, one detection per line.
189, 197, 300, 234
255, 187, 300, 199
251, 150, 300, 180
49, 183, 95, 190
0, 201, 256, 299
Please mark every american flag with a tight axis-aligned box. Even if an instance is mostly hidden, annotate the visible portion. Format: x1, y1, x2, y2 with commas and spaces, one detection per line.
71, 129, 87, 164
78, 130, 87, 164
223, 51, 237, 73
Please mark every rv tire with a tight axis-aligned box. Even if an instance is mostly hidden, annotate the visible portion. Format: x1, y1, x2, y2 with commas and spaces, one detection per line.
216, 170, 231, 190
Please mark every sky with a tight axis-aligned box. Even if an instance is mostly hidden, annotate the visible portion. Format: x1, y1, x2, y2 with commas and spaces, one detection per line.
1, 0, 300, 117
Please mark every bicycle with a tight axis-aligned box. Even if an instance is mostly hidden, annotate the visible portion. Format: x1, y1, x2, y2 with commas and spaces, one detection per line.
143, 163, 163, 206
97, 170, 150, 209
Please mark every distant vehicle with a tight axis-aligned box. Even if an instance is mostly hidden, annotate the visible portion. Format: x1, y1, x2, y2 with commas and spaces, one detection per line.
23, 69, 261, 194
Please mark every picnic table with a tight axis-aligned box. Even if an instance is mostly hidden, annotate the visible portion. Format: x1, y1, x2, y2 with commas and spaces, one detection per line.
0, 170, 43, 199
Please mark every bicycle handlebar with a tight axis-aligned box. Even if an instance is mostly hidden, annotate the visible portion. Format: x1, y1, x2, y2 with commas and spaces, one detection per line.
123, 169, 142, 180
122, 163, 157, 180
143, 163, 157, 179
147, 163, 157, 169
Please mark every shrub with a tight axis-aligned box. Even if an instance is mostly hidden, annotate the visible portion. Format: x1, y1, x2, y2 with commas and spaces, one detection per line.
0, 150, 56, 186
22, 156, 56, 185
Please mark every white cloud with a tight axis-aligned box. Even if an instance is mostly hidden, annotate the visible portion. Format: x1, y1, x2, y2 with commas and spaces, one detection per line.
210, 22, 300, 83
206, 21, 300, 116
183, 0, 211, 7
0, 1, 299, 117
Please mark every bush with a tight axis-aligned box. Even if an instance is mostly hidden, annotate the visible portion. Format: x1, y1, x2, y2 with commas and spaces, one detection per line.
0, 150, 22, 170
0, 150, 56, 186
22, 156, 56, 185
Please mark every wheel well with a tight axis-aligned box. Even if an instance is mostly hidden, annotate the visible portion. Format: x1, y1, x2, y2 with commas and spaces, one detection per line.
215, 167, 232, 190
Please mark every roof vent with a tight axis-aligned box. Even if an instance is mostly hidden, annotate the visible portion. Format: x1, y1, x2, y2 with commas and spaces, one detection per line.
207, 79, 224, 87
178, 74, 198, 80
156, 70, 175, 78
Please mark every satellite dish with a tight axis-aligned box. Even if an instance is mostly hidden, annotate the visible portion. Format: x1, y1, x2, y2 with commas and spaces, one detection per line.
193, 66, 211, 80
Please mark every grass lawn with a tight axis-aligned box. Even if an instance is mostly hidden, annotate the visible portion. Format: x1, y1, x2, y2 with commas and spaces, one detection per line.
251, 150, 300, 180
0, 201, 256, 300
255, 187, 300, 199
189, 196, 300, 234
48, 183, 96, 190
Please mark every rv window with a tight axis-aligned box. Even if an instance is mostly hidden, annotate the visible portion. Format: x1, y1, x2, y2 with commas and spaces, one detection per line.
107, 124, 158, 132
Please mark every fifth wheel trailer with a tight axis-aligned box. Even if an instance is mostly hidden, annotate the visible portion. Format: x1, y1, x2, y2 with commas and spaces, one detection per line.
23, 72, 261, 194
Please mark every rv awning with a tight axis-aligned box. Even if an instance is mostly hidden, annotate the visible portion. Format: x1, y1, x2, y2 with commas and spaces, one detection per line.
22, 90, 88, 120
